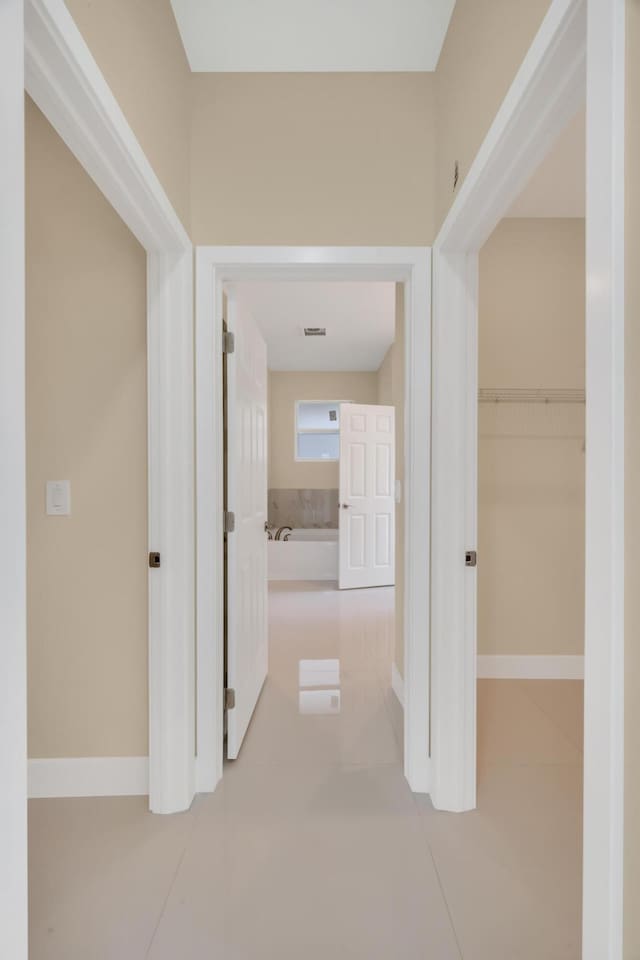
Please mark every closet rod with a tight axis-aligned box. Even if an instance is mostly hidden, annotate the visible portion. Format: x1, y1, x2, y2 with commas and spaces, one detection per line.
478, 388, 585, 404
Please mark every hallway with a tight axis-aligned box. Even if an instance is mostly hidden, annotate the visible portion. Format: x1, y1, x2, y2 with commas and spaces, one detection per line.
29, 583, 583, 959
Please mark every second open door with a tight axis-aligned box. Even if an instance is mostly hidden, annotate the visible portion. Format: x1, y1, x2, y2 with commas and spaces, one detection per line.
338, 402, 395, 590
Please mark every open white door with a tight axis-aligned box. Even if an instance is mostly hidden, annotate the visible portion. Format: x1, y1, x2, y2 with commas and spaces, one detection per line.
226, 295, 268, 759
338, 403, 395, 590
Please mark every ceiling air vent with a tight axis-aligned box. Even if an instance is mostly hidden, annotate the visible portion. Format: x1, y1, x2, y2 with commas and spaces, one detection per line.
303, 327, 327, 337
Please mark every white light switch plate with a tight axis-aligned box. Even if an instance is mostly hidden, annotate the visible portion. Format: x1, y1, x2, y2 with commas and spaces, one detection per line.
46, 480, 71, 516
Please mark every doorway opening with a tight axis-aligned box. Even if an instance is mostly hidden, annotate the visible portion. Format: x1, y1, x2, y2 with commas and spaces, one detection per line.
195, 246, 431, 797
222, 280, 401, 762
471, 105, 586, 951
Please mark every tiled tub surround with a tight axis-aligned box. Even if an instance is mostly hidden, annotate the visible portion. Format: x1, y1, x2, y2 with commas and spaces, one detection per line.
268, 489, 338, 530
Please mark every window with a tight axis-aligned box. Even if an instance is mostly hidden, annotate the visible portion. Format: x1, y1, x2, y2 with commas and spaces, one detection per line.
295, 401, 343, 461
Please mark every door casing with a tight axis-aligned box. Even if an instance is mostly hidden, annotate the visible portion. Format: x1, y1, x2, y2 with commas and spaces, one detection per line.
195, 247, 431, 796
24, 0, 195, 816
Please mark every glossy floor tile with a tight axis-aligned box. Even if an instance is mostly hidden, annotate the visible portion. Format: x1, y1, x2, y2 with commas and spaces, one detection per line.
28, 583, 582, 959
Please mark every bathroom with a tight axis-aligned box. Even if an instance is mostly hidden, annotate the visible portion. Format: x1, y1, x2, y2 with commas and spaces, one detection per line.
232, 279, 402, 591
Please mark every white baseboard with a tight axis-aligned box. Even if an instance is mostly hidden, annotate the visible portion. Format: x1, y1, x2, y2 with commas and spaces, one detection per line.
29, 656, 580, 801
477, 655, 584, 680
391, 661, 404, 707
28, 756, 149, 799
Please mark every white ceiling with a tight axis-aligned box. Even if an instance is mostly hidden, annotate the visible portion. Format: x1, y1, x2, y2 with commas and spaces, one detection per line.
506, 109, 585, 218
232, 281, 396, 371
170, 0, 456, 72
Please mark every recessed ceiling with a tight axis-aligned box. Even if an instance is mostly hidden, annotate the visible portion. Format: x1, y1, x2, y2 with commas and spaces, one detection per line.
231, 281, 396, 372
506, 109, 585, 218
170, 0, 456, 72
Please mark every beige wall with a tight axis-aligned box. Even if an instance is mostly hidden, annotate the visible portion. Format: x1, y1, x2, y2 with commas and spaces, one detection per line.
268, 371, 378, 489
64, 0, 191, 232
377, 346, 393, 405
377, 284, 405, 675
478, 218, 585, 656
26, 98, 148, 758
195, 7, 552, 247
625, 1, 640, 954
191, 73, 435, 245
435, 0, 551, 231
60, 1, 552, 245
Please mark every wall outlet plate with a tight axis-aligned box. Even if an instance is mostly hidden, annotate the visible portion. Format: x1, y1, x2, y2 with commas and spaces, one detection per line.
46, 480, 71, 516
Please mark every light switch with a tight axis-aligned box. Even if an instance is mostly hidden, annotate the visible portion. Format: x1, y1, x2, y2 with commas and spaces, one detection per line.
46, 480, 71, 516
395, 480, 402, 504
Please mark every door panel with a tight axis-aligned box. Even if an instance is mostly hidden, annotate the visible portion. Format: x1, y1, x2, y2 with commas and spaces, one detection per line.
350, 444, 366, 496
375, 513, 391, 566
226, 296, 268, 759
376, 444, 392, 496
339, 403, 395, 589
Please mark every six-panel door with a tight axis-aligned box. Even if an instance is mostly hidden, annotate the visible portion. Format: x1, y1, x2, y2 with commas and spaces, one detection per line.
338, 403, 395, 589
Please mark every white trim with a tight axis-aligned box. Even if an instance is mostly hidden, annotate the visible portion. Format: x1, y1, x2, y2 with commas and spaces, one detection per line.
28, 758, 149, 799
583, 1, 625, 957
24, 0, 189, 253
432, 0, 624, 954
147, 252, 195, 814
391, 662, 404, 707
195, 246, 431, 796
431, 249, 479, 813
24, 0, 195, 814
477, 655, 584, 680
0, 2, 28, 957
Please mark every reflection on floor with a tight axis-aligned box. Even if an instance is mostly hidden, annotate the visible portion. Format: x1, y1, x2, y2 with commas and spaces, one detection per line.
28, 582, 583, 959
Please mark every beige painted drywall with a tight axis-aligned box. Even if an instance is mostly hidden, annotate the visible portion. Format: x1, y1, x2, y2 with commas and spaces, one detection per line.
191, 73, 436, 245
268, 371, 378, 489
480, 219, 585, 389
64, 0, 191, 233
625, 2, 640, 954
435, 0, 552, 232
377, 284, 405, 676
478, 218, 585, 657
191, 3, 550, 246
26, 97, 148, 759
377, 346, 393, 406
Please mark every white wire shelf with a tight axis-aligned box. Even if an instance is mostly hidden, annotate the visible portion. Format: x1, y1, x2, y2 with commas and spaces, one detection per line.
478, 388, 585, 405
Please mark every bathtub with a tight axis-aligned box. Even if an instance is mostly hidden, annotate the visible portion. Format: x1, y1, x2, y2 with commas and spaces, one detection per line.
268, 528, 338, 581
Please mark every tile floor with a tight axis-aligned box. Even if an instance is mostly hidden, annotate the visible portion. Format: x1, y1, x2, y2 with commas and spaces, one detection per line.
28, 582, 583, 959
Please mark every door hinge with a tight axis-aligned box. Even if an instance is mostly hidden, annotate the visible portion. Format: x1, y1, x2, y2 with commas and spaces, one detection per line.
148, 551, 161, 568
224, 688, 236, 710
224, 510, 236, 534
465, 550, 477, 568
222, 330, 235, 354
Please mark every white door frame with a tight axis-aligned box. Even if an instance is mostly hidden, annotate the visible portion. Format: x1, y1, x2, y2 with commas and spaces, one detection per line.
195, 246, 431, 795
1, 3, 28, 956
431, 0, 624, 956
23, 0, 195, 815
